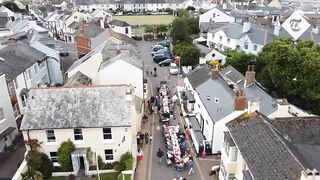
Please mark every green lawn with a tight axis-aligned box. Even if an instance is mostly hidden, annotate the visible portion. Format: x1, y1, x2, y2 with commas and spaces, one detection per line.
95, 172, 120, 180
113, 15, 174, 25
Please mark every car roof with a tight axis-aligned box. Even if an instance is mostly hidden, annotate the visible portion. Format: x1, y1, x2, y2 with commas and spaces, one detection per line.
170, 63, 177, 66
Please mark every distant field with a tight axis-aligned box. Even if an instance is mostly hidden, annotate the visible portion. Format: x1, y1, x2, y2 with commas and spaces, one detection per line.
113, 15, 175, 25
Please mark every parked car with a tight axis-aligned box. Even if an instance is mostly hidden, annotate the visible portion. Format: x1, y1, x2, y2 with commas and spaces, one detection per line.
153, 48, 169, 56
151, 45, 165, 55
169, 63, 179, 75
157, 40, 170, 47
158, 59, 173, 66
132, 34, 142, 41
153, 53, 171, 63
59, 49, 69, 57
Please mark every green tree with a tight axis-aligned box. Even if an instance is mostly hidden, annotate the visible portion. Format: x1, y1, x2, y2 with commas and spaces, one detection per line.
223, 50, 256, 74
185, 17, 199, 35
145, 25, 153, 33
256, 38, 320, 114
177, 9, 190, 17
164, 7, 173, 14
57, 139, 75, 171
175, 43, 201, 67
186, 6, 195, 11
171, 18, 189, 44
157, 24, 168, 33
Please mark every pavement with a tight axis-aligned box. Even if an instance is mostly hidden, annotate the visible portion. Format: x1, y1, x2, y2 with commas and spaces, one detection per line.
134, 40, 220, 180
0, 145, 26, 179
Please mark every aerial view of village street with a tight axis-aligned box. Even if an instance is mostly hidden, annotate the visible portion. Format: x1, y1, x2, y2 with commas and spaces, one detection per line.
0, 0, 319, 179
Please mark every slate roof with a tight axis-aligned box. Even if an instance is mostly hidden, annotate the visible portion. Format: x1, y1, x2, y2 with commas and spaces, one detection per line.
0, 17, 8, 28
75, 24, 105, 38
196, 44, 212, 56
226, 111, 304, 180
109, 19, 130, 27
0, 41, 46, 82
221, 65, 245, 88
68, 21, 80, 29
74, 0, 183, 5
186, 64, 210, 89
20, 86, 132, 130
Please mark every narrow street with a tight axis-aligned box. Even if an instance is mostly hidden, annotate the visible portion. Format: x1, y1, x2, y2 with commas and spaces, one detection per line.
135, 40, 219, 180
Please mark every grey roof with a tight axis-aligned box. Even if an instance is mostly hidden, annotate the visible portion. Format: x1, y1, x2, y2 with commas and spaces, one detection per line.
221, 65, 245, 89
99, 50, 142, 71
226, 111, 304, 180
68, 21, 80, 29
109, 19, 130, 27
196, 44, 212, 56
0, 17, 8, 28
20, 86, 132, 130
75, 24, 105, 38
186, 65, 210, 88
269, 117, 320, 170
0, 41, 46, 82
196, 77, 235, 122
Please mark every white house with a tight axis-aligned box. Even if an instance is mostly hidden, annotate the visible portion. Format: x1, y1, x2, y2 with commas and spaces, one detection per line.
0, 74, 18, 152
199, 6, 234, 26
108, 20, 132, 38
196, 44, 226, 65
20, 85, 141, 175
91, 9, 112, 23
0, 41, 63, 114
182, 64, 303, 154
220, 111, 320, 180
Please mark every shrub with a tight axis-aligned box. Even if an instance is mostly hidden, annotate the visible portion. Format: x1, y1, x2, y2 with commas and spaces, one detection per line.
125, 158, 133, 170
21, 169, 43, 180
39, 153, 53, 178
114, 161, 126, 172
57, 139, 75, 171
26, 150, 53, 178
97, 155, 105, 169
120, 152, 132, 162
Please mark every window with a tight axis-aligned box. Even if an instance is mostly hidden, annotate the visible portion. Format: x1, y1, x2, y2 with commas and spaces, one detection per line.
213, 13, 215, 17
244, 43, 248, 49
46, 130, 56, 142
134, 4, 135, 7
34, 65, 38, 74
28, 69, 32, 79
74, 128, 83, 140
227, 38, 230, 43
219, 36, 222, 41
13, 103, 19, 118
228, 173, 235, 180
105, 149, 114, 160
21, 95, 27, 107
13, 78, 18, 89
103, 128, 112, 139
254, 45, 257, 51
125, 27, 128, 34
0, 107, 4, 120
50, 152, 58, 162
38, 61, 45, 69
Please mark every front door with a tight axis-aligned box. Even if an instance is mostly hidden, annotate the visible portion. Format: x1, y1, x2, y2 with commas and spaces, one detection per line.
79, 156, 85, 169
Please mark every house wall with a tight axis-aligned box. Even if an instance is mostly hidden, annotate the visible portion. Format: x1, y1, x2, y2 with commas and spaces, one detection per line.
0, 74, 18, 152
110, 25, 132, 38
67, 52, 103, 85
22, 126, 133, 164
98, 60, 143, 99
199, 8, 234, 25
238, 35, 263, 55
207, 29, 237, 51
76, 35, 91, 54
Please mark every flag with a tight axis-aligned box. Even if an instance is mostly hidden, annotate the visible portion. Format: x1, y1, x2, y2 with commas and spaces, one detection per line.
206, 96, 211, 100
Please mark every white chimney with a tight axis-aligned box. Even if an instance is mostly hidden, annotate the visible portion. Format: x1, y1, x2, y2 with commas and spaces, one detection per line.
222, 3, 227, 9
312, 25, 319, 35
100, 18, 105, 29
243, 21, 251, 33
274, 19, 281, 36
248, 99, 260, 113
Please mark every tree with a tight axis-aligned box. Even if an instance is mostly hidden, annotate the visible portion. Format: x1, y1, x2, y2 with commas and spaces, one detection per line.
185, 17, 199, 35
256, 38, 320, 114
57, 139, 75, 171
164, 7, 173, 14
177, 9, 190, 17
145, 25, 153, 33
223, 50, 256, 74
174, 43, 201, 67
171, 18, 189, 44
186, 6, 195, 11
157, 24, 168, 33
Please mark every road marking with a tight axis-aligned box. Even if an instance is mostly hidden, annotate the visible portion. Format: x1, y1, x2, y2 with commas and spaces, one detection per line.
147, 79, 155, 180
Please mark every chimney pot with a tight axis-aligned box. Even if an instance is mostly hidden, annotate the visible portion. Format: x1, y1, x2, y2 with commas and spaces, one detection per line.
243, 19, 251, 33
245, 65, 255, 87
234, 89, 245, 111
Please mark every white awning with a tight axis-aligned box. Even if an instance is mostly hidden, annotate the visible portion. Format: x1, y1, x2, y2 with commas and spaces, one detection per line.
194, 37, 207, 42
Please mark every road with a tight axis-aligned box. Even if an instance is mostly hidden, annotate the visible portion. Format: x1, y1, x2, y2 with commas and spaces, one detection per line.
0, 145, 26, 179
135, 40, 206, 180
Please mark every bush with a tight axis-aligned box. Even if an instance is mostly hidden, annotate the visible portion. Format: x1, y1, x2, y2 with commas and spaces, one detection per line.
120, 152, 132, 162
97, 155, 105, 169
26, 150, 53, 178
113, 161, 126, 172
21, 169, 43, 180
143, 34, 152, 41
57, 139, 75, 171
125, 158, 133, 170
39, 153, 53, 178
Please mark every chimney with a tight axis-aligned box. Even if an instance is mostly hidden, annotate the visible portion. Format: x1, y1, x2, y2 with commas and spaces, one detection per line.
100, 18, 105, 29
222, 3, 227, 9
243, 18, 251, 33
245, 65, 255, 87
248, 99, 260, 113
274, 19, 281, 36
79, 20, 85, 36
234, 89, 245, 111
210, 63, 220, 78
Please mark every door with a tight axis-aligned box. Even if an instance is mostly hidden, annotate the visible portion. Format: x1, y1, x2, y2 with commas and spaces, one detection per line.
4, 136, 10, 147
79, 156, 85, 169
199, 115, 204, 132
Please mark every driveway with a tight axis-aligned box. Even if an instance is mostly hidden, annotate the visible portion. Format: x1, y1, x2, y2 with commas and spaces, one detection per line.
0, 145, 26, 179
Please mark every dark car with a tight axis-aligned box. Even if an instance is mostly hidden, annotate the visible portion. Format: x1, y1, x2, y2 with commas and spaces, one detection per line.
132, 35, 142, 41
157, 40, 170, 47
153, 53, 171, 63
159, 59, 173, 66
59, 49, 69, 57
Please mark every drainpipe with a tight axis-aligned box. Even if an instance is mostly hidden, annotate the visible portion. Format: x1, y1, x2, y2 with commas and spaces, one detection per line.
22, 71, 28, 89
45, 57, 52, 84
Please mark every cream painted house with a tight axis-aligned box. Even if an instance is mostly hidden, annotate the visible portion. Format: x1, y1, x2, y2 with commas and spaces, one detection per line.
20, 85, 141, 175
220, 111, 320, 180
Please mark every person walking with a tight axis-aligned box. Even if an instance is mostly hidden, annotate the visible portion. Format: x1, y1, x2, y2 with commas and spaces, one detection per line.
149, 135, 153, 143
145, 132, 149, 144
188, 158, 195, 175
156, 148, 164, 164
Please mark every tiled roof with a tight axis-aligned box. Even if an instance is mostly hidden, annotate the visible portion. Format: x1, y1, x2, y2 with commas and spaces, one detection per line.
227, 111, 304, 180
109, 19, 130, 27
186, 64, 210, 88
20, 86, 132, 130
75, 24, 104, 38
